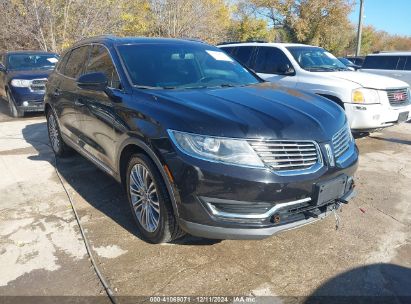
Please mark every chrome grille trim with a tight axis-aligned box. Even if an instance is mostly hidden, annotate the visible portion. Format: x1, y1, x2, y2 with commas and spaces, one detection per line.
332, 125, 351, 159
30, 78, 47, 92
248, 140, 323, 173
386, 88, 409, 106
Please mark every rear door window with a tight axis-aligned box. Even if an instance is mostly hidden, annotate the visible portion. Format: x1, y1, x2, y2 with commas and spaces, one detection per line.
64, 46, 89, 78
362, 56, 399, 70
403, 56, 411, 71
86, 45, 121, 89
220, 47, 235, 55
254, 47, 293, 74
231, 46, 256, 67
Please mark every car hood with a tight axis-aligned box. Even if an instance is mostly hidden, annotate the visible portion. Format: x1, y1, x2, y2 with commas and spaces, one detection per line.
327, 71, 409, 89
148, 82, 346, 142
7, 69, 52, 80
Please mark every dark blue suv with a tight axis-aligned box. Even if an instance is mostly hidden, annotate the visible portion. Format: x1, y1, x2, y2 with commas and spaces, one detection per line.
0, 51, 59, 117
44, 36, 358, 243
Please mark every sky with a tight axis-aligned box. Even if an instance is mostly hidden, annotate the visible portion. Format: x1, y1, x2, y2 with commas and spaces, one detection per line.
349, 0, 411, 36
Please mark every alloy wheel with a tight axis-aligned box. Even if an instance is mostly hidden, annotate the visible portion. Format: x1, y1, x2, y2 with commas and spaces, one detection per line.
129, 164, 160, 232
48, 113, 60, 153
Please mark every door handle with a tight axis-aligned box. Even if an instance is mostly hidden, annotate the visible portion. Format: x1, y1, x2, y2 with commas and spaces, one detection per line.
74, 99, 85, 107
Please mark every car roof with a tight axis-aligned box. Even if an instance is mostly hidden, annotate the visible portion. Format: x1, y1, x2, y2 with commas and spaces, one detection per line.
217, 42, 317, 48
72, 35, 207, 48
367, 52, 411, 56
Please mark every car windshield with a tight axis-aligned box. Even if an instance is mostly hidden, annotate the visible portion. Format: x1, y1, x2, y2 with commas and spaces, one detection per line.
286, 47, 348, 72
117, 43, 261, 89
7, 53, 59, 70
338, 58, 353, 66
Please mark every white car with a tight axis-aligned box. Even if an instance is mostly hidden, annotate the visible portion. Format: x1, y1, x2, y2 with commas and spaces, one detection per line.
218, 42, 411, 132
360, 52, 411, 87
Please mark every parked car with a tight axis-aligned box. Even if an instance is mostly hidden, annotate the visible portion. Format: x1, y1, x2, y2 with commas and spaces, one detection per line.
218, 43, 411, 132
338, 57, 361, 70
45, 36, 358, 243
360, 52, 411, 86
0, 51, 59, 117
345, 56, 365, 67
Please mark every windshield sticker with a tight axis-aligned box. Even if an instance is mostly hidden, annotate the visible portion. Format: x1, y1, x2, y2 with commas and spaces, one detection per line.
206, 50, 233, 62
47, 58, 58, 63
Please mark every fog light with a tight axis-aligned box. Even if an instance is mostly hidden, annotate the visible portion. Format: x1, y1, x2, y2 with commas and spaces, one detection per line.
272, 214, 281, 224
22, 101, 29, 107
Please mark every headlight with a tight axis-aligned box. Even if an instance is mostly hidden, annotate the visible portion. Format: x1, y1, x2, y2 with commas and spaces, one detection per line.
352, 88, 380, 104
168, 130, 265, 168
11, 79, 31, 87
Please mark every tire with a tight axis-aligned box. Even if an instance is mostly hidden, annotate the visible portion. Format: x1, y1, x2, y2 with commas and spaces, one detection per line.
46, 109, 72, 157
126, 154, 185, 243
7, 92, 24, 118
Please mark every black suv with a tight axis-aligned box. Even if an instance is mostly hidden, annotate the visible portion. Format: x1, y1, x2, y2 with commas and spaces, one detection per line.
0, 51, 59, 117
44, 36, 358, 243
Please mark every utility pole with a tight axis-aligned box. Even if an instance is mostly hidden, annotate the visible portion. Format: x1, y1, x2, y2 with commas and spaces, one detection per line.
355, 0, 364, 56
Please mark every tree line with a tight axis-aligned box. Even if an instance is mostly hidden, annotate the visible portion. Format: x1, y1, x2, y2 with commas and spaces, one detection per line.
1, 0, 410, 56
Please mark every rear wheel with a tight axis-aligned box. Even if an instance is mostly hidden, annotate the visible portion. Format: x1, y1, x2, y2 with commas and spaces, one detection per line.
126, 154, 184, 243
7, 92, 23, 118
46, 109, 71, 157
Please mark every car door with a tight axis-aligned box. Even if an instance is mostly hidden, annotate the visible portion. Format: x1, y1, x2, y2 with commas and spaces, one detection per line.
253, 47, 297, 87
76, 44, 123, 171
53, 46, 90, 144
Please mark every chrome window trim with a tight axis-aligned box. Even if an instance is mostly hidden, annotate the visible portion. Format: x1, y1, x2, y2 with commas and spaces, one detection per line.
204, 197, 312, 219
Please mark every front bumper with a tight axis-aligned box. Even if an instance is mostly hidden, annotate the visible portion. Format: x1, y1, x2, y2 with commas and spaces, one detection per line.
345, 101, 411, 131
9, 86, 45, 112
162, 141, 359, 239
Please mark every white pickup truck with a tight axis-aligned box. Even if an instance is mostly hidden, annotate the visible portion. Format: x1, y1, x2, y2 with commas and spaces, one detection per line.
218, 42, 411, 132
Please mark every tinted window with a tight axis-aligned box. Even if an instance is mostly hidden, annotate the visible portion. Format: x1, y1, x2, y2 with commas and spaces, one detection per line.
362, 56, 399, 70
232, 46, 255, 66
254, 47, 293, 74
220, 47, 235, 55
56, 51, 70, 73
7, 53, 58, 70
64, 46, 89, 78
86, 45, 120, 89
404, 57, 411, 71
396, 57, 406, 70
287, 46, 347, 71
117, 44, 260, 89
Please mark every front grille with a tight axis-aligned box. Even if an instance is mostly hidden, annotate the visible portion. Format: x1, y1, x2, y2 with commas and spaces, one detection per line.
248, 140, 321, 171
386, 88, 409, 106
332, 125, 351, 159
30, 79, 47, 91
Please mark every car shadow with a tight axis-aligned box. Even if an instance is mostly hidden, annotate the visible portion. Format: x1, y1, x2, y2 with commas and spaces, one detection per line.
22, 122, 220, 245
369, 136, 411, 146
305, 263, 411, 304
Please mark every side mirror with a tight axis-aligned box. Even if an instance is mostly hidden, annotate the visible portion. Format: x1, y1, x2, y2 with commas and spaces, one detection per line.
77, 72, 108, 91
0, 63, 6, 72
277, 63, 295, 76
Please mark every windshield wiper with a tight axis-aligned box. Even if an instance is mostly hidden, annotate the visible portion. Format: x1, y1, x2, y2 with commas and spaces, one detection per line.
134, 85, 160, 90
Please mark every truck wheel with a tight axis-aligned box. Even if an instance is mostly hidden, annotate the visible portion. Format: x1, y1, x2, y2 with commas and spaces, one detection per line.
126, 154, 185, 243
7, 92, 24, 118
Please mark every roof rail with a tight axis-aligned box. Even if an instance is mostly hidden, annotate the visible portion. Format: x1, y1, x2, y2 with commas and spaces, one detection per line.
217, 40, 268, 45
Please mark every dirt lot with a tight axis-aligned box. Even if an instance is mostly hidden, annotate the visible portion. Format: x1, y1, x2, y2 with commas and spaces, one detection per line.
0, 99, 410, 303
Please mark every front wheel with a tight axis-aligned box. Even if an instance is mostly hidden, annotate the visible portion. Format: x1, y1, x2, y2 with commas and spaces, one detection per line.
7, 92, 23, 118
126, 154, 185, 243
46, 109, 71, 157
